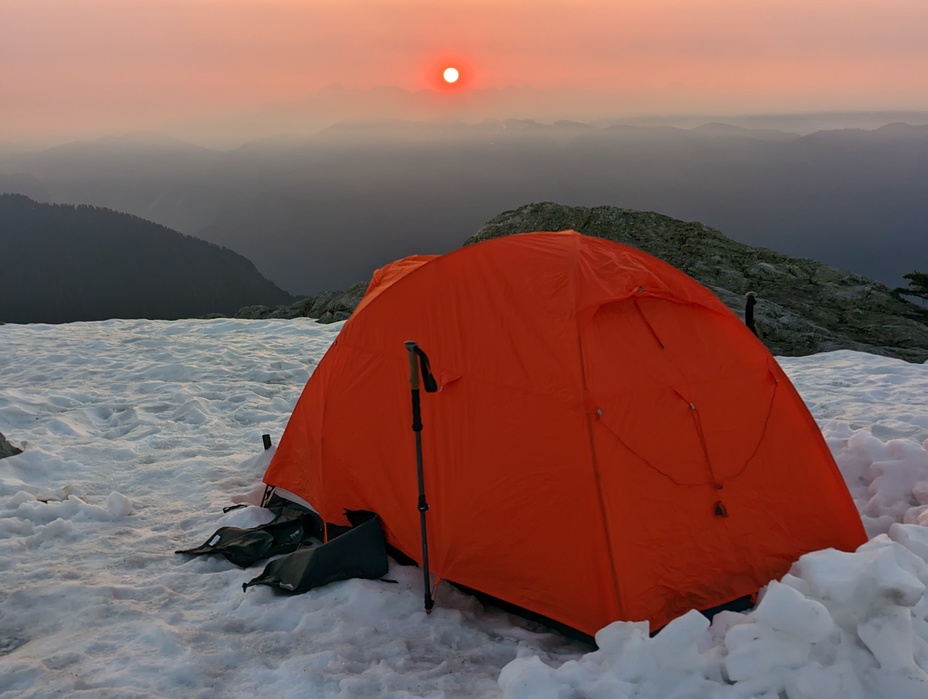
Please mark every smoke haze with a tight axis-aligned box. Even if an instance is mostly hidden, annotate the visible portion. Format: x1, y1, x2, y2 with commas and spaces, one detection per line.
3, 117, 926, 295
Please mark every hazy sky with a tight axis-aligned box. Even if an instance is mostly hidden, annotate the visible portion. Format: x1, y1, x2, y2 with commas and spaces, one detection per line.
3, 0, 928, 145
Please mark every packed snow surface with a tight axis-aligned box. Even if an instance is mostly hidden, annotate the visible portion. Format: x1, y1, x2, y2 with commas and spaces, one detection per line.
1, 318, 927, 698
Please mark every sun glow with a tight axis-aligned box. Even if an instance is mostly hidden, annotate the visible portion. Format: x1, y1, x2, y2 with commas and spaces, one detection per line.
442, 67, 460, 84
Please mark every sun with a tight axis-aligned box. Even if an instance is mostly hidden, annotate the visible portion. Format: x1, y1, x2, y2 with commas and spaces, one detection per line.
429, 60, 467, 90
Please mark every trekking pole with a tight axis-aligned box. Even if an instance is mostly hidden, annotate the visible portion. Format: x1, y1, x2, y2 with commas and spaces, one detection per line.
404, 340, 435, 613
744, 291, 758, 337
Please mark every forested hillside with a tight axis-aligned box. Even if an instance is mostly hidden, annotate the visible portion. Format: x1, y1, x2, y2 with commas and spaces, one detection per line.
0, 195, 295, 323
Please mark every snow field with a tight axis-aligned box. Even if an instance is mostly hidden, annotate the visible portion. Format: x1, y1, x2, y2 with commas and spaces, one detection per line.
1, 320, 927, 697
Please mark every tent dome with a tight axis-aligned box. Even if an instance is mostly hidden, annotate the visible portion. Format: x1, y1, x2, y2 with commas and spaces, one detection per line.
264, 231, 866, 636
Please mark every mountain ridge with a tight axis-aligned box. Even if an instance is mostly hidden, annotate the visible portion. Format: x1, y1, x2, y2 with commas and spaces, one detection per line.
0, 194, 295, 324
3, 119, 926, 295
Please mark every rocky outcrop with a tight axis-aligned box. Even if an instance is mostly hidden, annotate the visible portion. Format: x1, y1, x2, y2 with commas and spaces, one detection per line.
240, 202, 927, 363
235, 282, 369, 324
0, 431, 22, 460
465, 203, 928, 362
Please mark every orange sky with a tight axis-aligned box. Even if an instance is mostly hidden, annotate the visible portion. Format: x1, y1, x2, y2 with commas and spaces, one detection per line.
3, 0, 928, 145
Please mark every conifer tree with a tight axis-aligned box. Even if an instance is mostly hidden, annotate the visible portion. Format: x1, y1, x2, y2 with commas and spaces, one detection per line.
894, 271, 928, 302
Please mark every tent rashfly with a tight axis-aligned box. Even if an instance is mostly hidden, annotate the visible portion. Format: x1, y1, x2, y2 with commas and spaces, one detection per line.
262, 230, 867, 637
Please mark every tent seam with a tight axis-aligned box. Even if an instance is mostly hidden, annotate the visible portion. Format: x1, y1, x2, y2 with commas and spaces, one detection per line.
571, 235, 624, 623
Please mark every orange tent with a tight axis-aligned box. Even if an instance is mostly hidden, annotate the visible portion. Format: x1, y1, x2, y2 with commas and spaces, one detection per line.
263, 231, 866, 636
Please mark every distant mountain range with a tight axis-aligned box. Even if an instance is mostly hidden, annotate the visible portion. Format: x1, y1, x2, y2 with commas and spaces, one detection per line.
1, 118, 927, 297
0, 195, 295, 324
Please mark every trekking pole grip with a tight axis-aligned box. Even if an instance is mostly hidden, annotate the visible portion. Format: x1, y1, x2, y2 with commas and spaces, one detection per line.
404, 341, 420, 390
